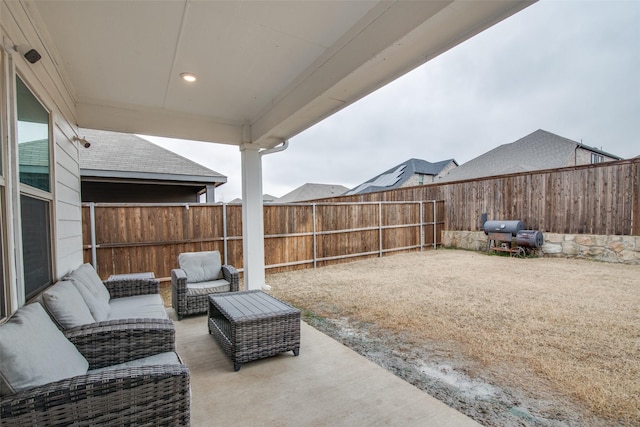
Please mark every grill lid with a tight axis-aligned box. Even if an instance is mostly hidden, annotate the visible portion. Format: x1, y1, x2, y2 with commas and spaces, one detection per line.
483, 220, 525, 236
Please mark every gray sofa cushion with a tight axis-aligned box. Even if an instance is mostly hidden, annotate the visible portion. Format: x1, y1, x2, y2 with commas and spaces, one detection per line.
72, 279, 110, 321
0, 303, 89, 396
108, 294, 168, 320
65, 264, 111, 321
65, 263, 111, 303
41, 280, 95, 328
88, 351, 180, 374
179, 251, 222, 283
186, 279, 230, 296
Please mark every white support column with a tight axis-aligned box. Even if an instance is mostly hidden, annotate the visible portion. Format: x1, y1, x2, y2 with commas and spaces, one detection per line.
240, 143, 266, 291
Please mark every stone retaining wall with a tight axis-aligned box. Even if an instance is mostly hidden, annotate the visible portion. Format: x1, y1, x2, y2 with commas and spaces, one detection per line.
441, 231, 640, 265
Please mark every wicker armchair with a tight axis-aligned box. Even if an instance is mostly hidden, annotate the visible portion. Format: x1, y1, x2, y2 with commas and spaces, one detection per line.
0, 304, 190, 426
171, 251, 239, 320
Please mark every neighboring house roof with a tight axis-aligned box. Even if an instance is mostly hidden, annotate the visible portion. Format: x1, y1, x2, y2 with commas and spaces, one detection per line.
229, 195, 277, 204
230, 186, 348, 204
277, 183, 349, 203
79, 128, 226, 185
263, 194, 278, 204
346, 158, 456, 196
440, 129, 623, 183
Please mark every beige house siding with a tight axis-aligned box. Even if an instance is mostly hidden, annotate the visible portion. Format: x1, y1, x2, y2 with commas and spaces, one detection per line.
402, 174, 432, 187
572, 147, 619, 166
562, 146, 619, 167
438, 161, 458, 178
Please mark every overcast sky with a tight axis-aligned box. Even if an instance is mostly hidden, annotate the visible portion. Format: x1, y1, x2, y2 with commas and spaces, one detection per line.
143, 0, 639, 203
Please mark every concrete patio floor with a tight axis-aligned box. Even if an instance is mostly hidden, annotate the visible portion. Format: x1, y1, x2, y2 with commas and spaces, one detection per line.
169, 309, 480, 426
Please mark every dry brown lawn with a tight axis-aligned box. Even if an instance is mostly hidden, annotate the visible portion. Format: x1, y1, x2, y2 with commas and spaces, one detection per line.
267, 250, 640, 425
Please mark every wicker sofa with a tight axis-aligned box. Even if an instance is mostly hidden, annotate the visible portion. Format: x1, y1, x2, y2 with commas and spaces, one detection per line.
171, 251, 239, 320
38, 264, 168, 334
0, 303, 190, 426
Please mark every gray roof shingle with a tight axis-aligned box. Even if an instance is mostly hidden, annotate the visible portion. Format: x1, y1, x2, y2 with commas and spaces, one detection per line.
79, 128, 226, 184
277, 183, 349, 203
440, 129, 622, 182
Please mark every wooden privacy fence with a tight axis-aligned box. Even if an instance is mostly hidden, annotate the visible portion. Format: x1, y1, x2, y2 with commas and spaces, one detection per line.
82, 159, 638, 280
320, 158, 639, 236
82, 200, 444, 280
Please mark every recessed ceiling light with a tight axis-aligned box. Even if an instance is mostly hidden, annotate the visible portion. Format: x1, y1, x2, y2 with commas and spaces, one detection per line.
180, 72, 197, 82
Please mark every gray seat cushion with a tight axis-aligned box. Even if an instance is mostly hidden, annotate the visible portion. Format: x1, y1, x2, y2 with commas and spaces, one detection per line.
179, 251, 223, 283
186, 279, 230, 296
0, 303, 89, 396
40, 280, 95, 328
108, 294, 168, 320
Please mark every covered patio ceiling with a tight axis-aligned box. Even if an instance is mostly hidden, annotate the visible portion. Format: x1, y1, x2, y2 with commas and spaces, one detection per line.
28, 0, 534, 149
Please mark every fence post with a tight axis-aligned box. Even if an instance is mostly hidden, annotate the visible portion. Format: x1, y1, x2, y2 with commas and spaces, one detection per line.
90, 202, 97, 271
420, 201, 424, 251
378, 202, 383, 257
313, 204, 317, 268
223, 203, 228, 265
433, 201, 437, 249
633, 161, 639, 235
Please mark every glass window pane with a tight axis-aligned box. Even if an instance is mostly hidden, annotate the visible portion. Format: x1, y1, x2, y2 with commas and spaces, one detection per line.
16, 77, 50, 192
20, 194, 52, 300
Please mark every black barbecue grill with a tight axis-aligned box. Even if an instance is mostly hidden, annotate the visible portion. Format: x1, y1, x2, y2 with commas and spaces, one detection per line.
483, 220, 543, 257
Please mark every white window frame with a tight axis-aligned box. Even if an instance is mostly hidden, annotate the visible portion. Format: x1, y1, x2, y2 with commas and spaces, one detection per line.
15, 72, 55, 302
0, 44, 58, 312
0, 46, 11, 318
591, 153, 604, 164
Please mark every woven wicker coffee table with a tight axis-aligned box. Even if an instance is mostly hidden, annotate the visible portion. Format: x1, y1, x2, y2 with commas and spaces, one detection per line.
208, 290, 301, 371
